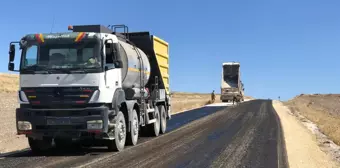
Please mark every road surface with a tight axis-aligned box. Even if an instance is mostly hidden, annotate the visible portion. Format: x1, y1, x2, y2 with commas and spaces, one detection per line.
0, 100, 288, 168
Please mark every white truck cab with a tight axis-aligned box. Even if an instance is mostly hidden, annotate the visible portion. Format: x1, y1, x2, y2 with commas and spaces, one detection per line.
8, 24, 171, 153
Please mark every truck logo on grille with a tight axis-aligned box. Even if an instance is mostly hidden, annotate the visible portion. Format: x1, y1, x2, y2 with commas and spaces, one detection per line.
54, 89, 62, 97
56, 76, 60, 80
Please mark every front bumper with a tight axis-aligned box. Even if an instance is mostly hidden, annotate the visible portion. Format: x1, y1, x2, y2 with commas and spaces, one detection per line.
220, 93, 241, 100
16, 106, 111, 140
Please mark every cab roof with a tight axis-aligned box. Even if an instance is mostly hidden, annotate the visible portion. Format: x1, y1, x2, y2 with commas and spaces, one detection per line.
223, 62, 240, 65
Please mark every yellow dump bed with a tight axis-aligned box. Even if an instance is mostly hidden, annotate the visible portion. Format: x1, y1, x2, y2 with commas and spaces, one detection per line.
152, 36, 170, 94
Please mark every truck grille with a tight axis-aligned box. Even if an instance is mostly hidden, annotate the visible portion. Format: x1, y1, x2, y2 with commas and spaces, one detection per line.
34, 110, 101, 117
21, 87, 98, 108
36, 125, 86, 130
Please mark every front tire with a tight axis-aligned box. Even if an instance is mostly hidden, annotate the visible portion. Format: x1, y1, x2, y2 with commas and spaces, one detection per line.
159, 105, 167, 134
28, 137, 52, 155
126, 109, 139, 146
107, 111, 126, 152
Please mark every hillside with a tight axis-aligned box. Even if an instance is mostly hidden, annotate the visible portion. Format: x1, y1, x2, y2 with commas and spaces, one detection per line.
284, 94, 340, 163
285, 94, 340, 144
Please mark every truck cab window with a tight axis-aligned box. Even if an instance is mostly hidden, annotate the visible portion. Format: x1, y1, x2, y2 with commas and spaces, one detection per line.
105, 43, 114, 64
23, 45, 38, 67
49, 49, 73, 66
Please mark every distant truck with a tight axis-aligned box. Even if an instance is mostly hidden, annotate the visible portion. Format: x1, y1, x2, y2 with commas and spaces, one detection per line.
7, 24, 171, 153
220, 62, 244, 103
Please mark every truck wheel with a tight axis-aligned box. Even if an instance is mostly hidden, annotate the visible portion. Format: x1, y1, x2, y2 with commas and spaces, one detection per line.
107, 111, 126, 152
126, 109, 139, 146
147, 108, 160, 137
28, 137, 52, 155
159, 105, 167, 134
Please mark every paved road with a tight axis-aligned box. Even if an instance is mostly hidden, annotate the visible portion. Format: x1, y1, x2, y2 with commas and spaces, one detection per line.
0, 100, 288, 168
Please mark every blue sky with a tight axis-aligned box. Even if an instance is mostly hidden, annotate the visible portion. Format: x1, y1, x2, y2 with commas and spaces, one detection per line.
1, 0, 340, 100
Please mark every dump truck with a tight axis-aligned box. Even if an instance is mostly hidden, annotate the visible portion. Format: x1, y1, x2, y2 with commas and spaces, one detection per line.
7, 24, 171, 153
220, 62, 244, 103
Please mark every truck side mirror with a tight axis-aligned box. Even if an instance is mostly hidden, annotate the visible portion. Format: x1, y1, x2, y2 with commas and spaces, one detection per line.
9, 44, 15, 62
8, 63, 14, 71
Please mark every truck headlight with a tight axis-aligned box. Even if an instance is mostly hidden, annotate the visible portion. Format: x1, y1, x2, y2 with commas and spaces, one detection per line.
18, 91, 29, 103
88, 90, 100, 103
17, 121, 32, 130
87, 120, 103, 129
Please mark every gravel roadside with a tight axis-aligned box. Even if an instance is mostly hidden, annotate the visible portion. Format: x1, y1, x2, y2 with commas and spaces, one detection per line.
273, 100, 340, 168
0, 93, 28, 154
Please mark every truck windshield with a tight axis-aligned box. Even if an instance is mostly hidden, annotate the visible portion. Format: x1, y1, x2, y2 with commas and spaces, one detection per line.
20, 40, 101, 73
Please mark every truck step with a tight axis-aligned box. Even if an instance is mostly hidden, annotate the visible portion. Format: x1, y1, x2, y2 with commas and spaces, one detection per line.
146, 109, 155, 113
147, 119, 156, 124
102, 137, 115, 140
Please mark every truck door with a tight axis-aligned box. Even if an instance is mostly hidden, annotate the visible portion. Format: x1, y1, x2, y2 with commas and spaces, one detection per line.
104, 40, 121, 90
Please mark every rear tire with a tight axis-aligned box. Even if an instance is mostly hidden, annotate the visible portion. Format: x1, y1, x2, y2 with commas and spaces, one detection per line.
159, 105, 167, 134
147, 107, 160, 137
107, 111, 126, 152
28, 137, 52, 155
126, 109, 139, 146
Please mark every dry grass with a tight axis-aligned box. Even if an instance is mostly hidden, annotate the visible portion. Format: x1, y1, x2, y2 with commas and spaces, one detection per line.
285, 94, 340, 146
273, 101, 340, 168
0, 73, 19, 93
170, 92, 221, 114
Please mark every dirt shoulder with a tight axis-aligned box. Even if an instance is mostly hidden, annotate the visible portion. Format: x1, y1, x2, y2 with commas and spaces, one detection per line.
0, 92, 28, 154
284, 94, 340, 164
273, 100, 340, 168
285, 94, 340, 145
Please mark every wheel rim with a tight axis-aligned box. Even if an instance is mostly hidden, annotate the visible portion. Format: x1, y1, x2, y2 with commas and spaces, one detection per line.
155, 111, 160, 134
156, 112, 160, 125
118, 119, 125, 143
133, 116, 138, 136
162, 110, 166, 126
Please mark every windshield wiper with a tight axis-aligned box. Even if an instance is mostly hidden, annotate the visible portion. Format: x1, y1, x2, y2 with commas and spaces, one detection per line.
65, 66, 86, 73
22, 65, 51, 74
21, 69, 37, 74
50, 68, 72, 74
68, 66, 99, 73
